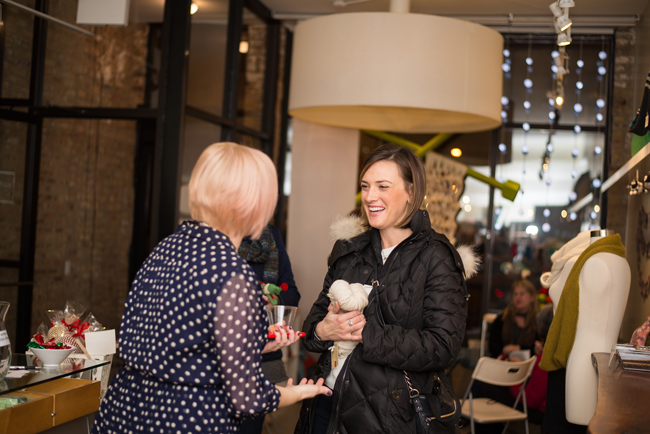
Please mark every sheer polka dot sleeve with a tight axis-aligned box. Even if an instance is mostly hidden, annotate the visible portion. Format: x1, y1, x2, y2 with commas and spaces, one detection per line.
214, 271, 281, 417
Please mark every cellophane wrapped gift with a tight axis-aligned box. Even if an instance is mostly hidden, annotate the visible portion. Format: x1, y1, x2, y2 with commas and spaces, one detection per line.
28, 300, 103, 354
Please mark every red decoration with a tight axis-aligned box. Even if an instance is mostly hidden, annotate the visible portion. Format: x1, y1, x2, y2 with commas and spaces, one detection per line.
495, 288, 504, 298
280, 283, 289, 291
539, 287, 548, 295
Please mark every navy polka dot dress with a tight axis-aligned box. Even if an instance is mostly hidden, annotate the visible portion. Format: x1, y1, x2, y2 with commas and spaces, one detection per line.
92, 221, 280, 433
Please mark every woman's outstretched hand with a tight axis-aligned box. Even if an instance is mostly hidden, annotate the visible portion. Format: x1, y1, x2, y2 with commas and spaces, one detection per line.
277, 377, 331, 408
285, 378, 331, 400
314, 301, 365, 342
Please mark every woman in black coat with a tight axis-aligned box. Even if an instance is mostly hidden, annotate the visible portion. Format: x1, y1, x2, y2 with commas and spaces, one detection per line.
294, 144, 478, 434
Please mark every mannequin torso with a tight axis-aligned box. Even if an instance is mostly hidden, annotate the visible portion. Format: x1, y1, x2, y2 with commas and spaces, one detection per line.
548, 230, 631, 425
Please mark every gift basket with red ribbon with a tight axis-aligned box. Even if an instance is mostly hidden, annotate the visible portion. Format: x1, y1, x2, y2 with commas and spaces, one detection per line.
27, 300, 104, 353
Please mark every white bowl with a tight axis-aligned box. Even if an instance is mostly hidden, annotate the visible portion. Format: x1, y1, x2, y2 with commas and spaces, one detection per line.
30, 347, 74, 367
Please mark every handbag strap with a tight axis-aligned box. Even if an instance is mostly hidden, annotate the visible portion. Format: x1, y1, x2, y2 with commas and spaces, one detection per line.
403, 371, 420, 398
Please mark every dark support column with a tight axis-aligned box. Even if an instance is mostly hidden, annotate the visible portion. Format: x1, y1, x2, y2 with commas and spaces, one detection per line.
481, 128, 499, 318
273, 30, 293, 234
260, 22, 280, 158
17, 0, 47, 350
151, 0, 192, 246
0, 4, 5, 97
220, 0, 243, 142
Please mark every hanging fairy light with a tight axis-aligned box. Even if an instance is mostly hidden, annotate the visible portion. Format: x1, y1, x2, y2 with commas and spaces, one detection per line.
595, 37, 607, 126
519, 36, 534, 218
547, 46, 568, 113
571, 39, 583, 180
571, 146, 579, 179
498, 38, 511, 186
541, 178, 552, 233
501, 41, 511, 124
590, 36, 607, 209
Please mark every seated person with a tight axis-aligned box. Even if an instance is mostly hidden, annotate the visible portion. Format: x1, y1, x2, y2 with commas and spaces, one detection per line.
489, 279, 539, 360
476, 303, 553, 432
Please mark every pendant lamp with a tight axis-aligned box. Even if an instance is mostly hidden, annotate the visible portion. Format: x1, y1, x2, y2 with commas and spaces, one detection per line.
288, 0, 504, 133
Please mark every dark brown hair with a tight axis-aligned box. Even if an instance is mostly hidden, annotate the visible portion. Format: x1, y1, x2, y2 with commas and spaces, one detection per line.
358, 144, 426, 228
502, 279, 539, 347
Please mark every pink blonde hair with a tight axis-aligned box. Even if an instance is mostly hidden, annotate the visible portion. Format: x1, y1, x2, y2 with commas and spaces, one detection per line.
189, 142, 277, 239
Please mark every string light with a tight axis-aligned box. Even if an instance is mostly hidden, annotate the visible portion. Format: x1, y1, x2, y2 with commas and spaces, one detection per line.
571, 38, 582, 180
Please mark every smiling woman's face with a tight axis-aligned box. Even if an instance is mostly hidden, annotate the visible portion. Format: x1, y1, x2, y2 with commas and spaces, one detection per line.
360, 160, 412, 232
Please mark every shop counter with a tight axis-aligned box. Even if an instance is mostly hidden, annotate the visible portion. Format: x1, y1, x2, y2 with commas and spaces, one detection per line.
588, 352, 650, 434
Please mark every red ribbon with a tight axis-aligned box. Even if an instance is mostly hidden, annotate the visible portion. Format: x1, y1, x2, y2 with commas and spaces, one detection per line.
34, 333, 55, 346
73, 321, 90, 338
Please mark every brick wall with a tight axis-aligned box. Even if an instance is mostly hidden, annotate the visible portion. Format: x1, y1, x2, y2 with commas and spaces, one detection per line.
0, 0, 147, 349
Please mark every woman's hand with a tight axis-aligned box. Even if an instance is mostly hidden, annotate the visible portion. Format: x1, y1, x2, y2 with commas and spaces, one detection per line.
314, 301, 365, 342
277, 377, 331, 408
262, 326, 300, 354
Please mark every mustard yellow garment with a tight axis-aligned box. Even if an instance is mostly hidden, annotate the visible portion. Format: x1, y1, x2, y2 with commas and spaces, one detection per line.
540, 234, 626, 372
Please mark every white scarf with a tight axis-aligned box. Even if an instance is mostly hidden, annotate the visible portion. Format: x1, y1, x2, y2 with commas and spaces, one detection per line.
540, 231, 591, 289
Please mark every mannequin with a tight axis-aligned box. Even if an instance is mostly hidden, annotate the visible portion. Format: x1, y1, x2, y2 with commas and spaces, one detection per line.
545, 229, 630, 426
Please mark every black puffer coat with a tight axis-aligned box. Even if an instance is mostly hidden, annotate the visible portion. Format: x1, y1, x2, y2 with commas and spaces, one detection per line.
295, 210, 469, 434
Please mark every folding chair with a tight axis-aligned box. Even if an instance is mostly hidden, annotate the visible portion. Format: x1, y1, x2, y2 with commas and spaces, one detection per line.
461, 356, 537, 434
479, 312, 497, 359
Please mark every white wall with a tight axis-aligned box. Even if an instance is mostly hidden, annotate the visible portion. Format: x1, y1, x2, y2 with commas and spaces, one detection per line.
286, 119, 360, 327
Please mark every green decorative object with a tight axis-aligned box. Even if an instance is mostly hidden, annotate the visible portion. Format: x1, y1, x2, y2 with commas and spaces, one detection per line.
26, 341, 45, 349
631, 133, 650, 157
260, 282, 288, 305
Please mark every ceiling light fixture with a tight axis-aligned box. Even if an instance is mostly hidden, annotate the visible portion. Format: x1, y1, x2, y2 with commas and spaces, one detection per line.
557, 28, 572, 46
451, 148, 462, 157
289, 0, 504, 133
190, 3, 198, 15
550, 1, 572, 31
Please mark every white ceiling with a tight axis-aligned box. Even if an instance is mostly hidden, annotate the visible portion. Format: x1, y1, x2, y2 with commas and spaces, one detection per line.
130, 0, 649, 24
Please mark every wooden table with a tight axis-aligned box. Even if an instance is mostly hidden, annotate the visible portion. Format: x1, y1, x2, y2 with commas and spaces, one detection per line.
588, 352, 650, 434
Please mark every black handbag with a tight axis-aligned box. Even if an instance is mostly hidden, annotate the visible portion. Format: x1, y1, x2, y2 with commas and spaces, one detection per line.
403, 370, 462, 433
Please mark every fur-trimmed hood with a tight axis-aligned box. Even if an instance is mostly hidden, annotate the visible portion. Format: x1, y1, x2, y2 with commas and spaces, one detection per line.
329, 214, 481, 280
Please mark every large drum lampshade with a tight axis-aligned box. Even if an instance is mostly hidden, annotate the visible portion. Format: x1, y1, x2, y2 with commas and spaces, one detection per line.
289, 12, 504, 133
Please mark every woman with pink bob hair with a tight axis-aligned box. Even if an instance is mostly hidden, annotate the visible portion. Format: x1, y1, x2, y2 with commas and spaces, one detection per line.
93, 142, 330, 434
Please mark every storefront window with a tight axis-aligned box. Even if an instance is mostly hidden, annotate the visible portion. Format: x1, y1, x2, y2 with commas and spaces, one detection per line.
235, 9, 267, 131
470, 33, 612, 312
470, 129, 605, 310
186, 18, 229, 116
